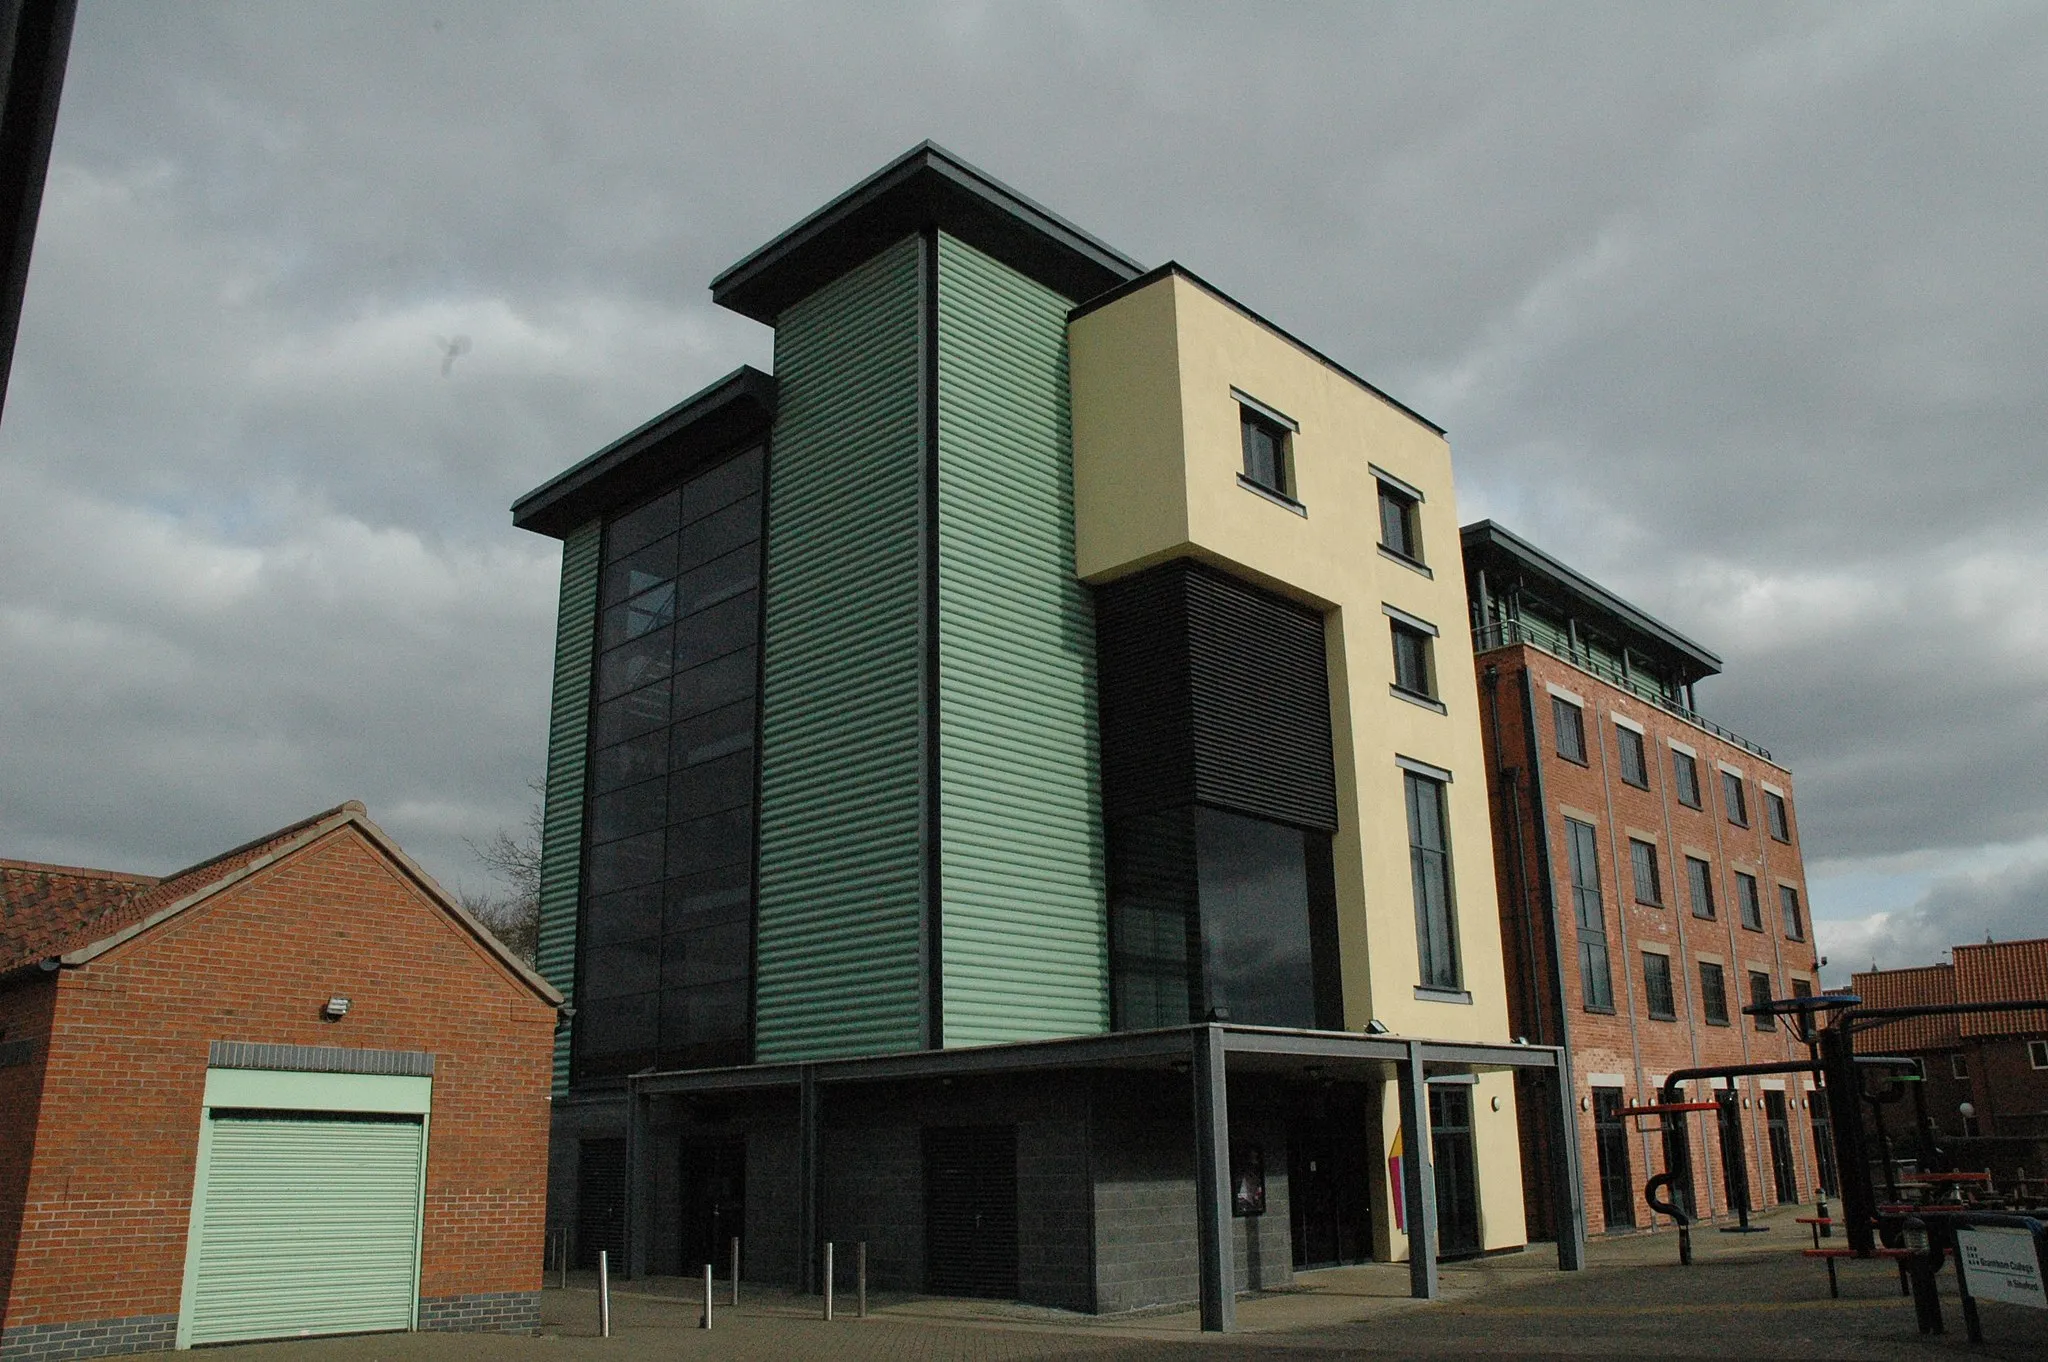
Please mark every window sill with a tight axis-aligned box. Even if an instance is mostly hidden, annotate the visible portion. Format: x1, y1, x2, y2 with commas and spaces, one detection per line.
1635, 899, 1664, 909
1582, 1004, 1617, 1016
1648, 1014, 1677, 1024
1740, 923, 1765, 934
1677, 799, 1703, 811
1691, 912, 1717, 923
1391, 685, 1447, 714
1414, 986, 1472, 1005
1704, 1019, 1731, 1028
1556, 752, 1589, 767
1378, 544, 1433, 578
1770, 834, 1793, 845
1621, 777, 1651, 792
1728, 819, 1750, 830
1237, 474, 1306, 516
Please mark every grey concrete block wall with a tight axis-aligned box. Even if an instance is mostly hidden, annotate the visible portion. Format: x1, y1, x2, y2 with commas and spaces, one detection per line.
1016, 1110, 1094, 1311
546, 1094, 626, 1266
0, 1313, 176, 1362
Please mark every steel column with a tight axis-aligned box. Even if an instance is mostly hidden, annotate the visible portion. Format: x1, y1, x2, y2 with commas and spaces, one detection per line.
1399, 1040, 1439, 1299
1552, 1067, 1586, 1270
625, 1085, 651, 1279
798, 1063, 820, 1293
1192, 1025, 1235, 1332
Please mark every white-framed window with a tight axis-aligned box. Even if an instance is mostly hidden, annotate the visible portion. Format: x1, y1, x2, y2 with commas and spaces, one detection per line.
2029, 1039, 2048, 1069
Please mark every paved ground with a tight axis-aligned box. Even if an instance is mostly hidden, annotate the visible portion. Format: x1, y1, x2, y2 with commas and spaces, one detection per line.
134, 1207, 2045, 1361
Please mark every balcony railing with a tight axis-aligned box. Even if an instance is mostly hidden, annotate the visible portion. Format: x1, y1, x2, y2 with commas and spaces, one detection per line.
1472, 620, 1773, 762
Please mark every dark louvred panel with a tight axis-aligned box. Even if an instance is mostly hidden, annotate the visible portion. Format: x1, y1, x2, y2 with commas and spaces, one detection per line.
1094, 560, 1337, 831
576, 1138, 628, 1269
923, 1125, 1019, 1299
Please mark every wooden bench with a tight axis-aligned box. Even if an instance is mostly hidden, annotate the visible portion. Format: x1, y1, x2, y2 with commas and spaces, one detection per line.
1804, 1246, 1915, 1299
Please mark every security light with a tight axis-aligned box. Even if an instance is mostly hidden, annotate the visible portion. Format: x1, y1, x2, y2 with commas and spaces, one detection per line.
1364, 1019, 1390, 1035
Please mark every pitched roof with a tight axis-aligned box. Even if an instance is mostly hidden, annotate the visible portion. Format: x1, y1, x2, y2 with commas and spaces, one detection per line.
1953, 937, 2048, 1038
1849, 962, 1959, 1051
0, 803, 560, 1005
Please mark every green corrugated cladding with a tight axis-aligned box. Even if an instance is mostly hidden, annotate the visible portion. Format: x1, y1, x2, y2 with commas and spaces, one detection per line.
537, 520, 600, 1092
754, 235, 928, 1061
934, 233, 1108, 1045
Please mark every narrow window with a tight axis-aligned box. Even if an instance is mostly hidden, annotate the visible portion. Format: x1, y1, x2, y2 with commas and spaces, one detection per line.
1686, 855, 1716, 920
1749, 970, 1776, 1030
1553, 697, 1587, 764
1566, 818, 1613, 1011
1779, 883, 1805, 941
1736, 872, 1763, 931
1378, 481, 1423, 563
1406, 771, 1460, 990
1391, 620, 1436, 700
1765, 790, 1791, 842
1643, 952, 1677, 1021
1699, 962, 1730, 1025
2027, 1039, 2047, 1069
1630, 838, 1662, 906
1617, 726, 1649, 788
1723, 770, 1749, 827
1951, 1053, 1969, 1080
1240, 406, 1291, 497
1673, 750, 1702, 808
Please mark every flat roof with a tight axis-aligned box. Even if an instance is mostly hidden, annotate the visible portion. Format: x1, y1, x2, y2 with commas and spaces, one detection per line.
1462, 519, 1723, 678
510, 366, 776, 539
711, 141, 1145, 324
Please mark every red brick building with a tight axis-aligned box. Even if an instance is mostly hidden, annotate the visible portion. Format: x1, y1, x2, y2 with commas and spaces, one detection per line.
1463, 523, 1826, 1236
1852, 939, 2048, 1158
0, 802, 561, 1361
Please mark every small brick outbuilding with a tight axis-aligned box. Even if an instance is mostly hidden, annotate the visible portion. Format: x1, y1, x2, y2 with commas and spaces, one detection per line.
0, 802, 561, 1361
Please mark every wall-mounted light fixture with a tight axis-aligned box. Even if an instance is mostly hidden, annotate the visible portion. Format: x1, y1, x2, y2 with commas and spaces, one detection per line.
322, 996, 351, 1020
1364, 1018, 1390, 1035
1491, 1094, 1503, 1112
1580, 1095, 1591, 1111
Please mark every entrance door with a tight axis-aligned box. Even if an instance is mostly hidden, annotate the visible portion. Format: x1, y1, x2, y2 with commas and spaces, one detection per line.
1288, 1086, 1371, 1267
1764, 1092, 1798, 1204
1428, 1083, 1482, 1257
923, 1125, 1018, 1298
577, 1137, 627, 1269
679, 1139, 745, 1276
1591, 1088, 1635, 1230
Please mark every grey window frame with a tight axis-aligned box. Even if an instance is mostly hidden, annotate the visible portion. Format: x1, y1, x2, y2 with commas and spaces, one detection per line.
1723, 770, 1749, 827
1566, 817, 1614, 1012
1406, 770, 1461, 992
1617, 725, 1649, 789
1699, 961, 1730, 1025
1686, 855, 1716, 920
1749, 970, 1776, 1031
1673, 750, 1702, 808
1779, 883, 1805, 941
1238, 402, 1294, 500
1765, 790, 1791, 842
1630, 838, 1662, 906
1553, 697, 1587, 764
1375, 474, 1424, 565
1736, 871, 1763, 931
2028, 1039, 2047, 1070
1390, 618, 1437, 701
1642, 952, 1677, 1021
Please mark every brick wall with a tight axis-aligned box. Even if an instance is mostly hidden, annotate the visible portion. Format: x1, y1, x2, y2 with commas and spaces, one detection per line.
0, 978, 55, 1331
0, 825, 555, 1344
1478, 646, 1826, 1231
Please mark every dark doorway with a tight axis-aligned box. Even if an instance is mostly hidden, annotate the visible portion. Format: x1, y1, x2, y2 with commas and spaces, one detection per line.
1429, 1083, 1482, 1257
924, 1125, 1018, 1299
1809, 1088, 1839, 1196
1289, 1085, 1372, 1268
1591, 1088, 1635, 1230
679, 1139, 745, 1276
577, 1137, 627, 1269
1763, 1092, 1798, 1205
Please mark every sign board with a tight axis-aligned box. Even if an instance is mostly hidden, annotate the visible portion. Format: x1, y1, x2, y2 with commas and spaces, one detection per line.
1958, 1226, 2048, 1310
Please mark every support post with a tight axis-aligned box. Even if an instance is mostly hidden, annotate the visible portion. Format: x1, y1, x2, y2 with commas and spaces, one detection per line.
1552, 1066, 1585, 1270
1192, 1025, 1236, 1332
625, 1085, 651, 1279
700, 1262, 712, 1330
730, 1236, 740, 1306
858, 1240, 868, 1318
1819, 1029, 1876, 1254
597, 1250, 612, 1337
798, 1064, 820, 1294
1400, 1041, 1440, 1299
823, 1241, 835, 1321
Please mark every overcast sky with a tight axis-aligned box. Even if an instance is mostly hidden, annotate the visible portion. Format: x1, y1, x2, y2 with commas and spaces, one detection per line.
4, 2, 2043, 984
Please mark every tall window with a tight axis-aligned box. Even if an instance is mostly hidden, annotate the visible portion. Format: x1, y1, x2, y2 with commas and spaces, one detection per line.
1723, 770, 1749, 826
1686, 855, 1716, 919
1390, 619, 1436, 700
1736, 871, 1763, 930
1406, 771, 1460, 990
1643, 952, 1677, 1020
1240, 406, 1291, 497
1699, 961, 1730, 1025
1780, 884, 1805, 941
1553, 697, 1587, 764
1378, 479, 1423, 563
579, 446, 763, 1079
1617, 726, 1649, 788
1749, 970, 1776, 1030
1766, 790, 1792, 841
1566, 818, 1613, 1011
1673, 750, 1702, 808
1630, 838, 1662, 906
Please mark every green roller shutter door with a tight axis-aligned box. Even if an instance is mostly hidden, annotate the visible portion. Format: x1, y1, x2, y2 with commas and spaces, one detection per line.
183, 1113, 425, 1345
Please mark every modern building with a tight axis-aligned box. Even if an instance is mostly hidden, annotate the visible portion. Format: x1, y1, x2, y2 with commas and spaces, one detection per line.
1463, 522, 1828, 1236
0, 802, 561, 1362
513, 144, 1579, 1327
1851, 940, 2048, 1173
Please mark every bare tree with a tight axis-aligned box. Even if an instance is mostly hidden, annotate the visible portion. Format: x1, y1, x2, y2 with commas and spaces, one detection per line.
461, 781, 543, 966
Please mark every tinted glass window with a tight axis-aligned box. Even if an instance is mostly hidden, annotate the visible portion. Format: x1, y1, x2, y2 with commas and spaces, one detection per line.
674, 590, 758, 671
674, 647, 756, 720
1780, 883, 1805, 940
678, 446, 762, 526
601, 582, 677, 651
607, 489, 680, 562
1750, 971, 1776, 1030
668, 749, 753, 817
602, 534, 678, 606
1392, 623, 1434, 698
583, 882, 663, 949
591, 777, 666, 844
671, 698, 755, 769
1686, 855, 1716, 919
1618, 727, 1649, 787
1630, 838, 1661, 905
1195, 807, 1318, 1027
1567, 818, 1613, 1011
1766, 791, 1791, 841
594, 680, 670, 748
674, 542, 759, 619
666, 805, 753, 877
1240, 411, 1287, 494
677, 494, 761, 575
1643, 953, 1676, 1020
1737, 872, 1763, 930
1553, 697, 1586, 763
1407, 772, 1459, 990
666, 864, 753, 932
1108, 808, 1198, 1030
592, 729, 669, 796
1723, 771, 1749, 826
598, 626, 673, 700
1378, 483, 1421, 561
1700, 962, 1729, 1025
1673, 750, 1702, 807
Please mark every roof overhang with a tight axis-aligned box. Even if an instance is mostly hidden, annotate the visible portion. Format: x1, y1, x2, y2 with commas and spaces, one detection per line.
1462, 519, 1723, 681
511, 366, 776, 539
710, 141, 1144, 325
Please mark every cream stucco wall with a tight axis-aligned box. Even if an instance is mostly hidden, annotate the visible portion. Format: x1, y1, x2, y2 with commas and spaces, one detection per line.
1071, 269, 1527, 1254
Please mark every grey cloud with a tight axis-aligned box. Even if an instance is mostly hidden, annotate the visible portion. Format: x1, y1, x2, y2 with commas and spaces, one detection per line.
1817, 855, 2048, 985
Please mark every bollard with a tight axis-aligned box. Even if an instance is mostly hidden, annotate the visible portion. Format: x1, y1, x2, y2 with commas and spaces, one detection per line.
823, 1241, 834, 1321
597, 1250, 612, 1338
700, 1262, 712, 1330
731, 1236, 740, 1307
857, 1240, 868, 1318
1816, 1196, 1832, 1239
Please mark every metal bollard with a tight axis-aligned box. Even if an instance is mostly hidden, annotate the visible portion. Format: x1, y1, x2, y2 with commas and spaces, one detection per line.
823, 1241, 834, 1320
700, 1262, 712, 1330
731, 1236, 740, 1307
857, 1240, 868, 1318
597, 1250, 612, 1338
